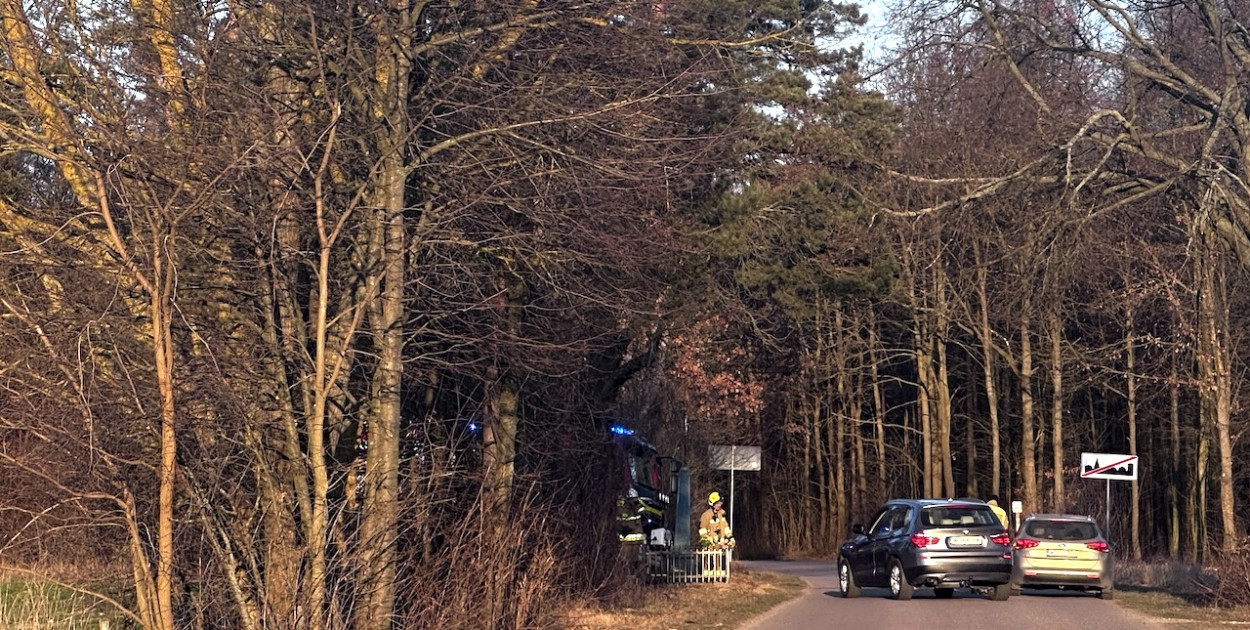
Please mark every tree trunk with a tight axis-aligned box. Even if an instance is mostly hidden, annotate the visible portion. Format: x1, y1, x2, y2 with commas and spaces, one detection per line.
1197, 251, 1237, 552
825, 304, 843, 542
355, 3, 414, 628
905, 263, 935, 498
837, 307, 868, 522
483, 369, 520, 629
1048, 311, 1064, 513
831, 372, 847, 546
916, 334, 934, 498
1191, 418, 1209, 563
934, 266, 954, 498
1125, 311, 1142, 560
1169, 361, 1181, 560
811, 391, 827, 547
1019, 304, 1039, 515
801, 391, 816, 551
976, 257, 1002, 496
357, 166, 406, 630
965, 397, 978, 497
817, 304, 833, 544
482, 269, 524, 627
151, 253, 177, 630
1214, 316, 1237, 554
869, 321, 888, 503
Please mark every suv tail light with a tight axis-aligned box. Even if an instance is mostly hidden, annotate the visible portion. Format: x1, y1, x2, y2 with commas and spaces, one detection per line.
990, 533, 1012, 547
1085, 541, 1109, 553
910, 533, 940, 548
1013, 538, 1039, 550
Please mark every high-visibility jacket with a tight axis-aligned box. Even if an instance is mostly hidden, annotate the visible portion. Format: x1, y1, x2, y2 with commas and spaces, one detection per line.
988, 501, 1009, 530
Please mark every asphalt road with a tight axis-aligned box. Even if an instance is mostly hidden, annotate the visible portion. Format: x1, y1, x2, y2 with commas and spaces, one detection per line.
739, 560, 1163, 630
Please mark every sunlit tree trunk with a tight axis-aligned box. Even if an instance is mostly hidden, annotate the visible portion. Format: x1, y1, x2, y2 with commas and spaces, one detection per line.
1048, 311, 1064, 513
1019, 302, 1039, 515
975, 254, 1002, 496
869, 322, 888, 502
933, 265, 954, 498
831, 372, 847, 543
1125, 311, 1142, 560
915, 327, 934, 498
1196, 241, 1236, 552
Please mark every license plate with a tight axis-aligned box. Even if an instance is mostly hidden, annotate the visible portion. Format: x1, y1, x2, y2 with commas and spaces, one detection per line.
1045, 550, 1075, 558
948, 535, 985, 547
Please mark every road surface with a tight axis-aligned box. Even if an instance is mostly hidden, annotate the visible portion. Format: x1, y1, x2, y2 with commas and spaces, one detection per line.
740, 560, 1163, 630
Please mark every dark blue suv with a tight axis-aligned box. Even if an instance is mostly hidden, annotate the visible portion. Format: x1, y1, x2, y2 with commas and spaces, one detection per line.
838, 499, 1013, 600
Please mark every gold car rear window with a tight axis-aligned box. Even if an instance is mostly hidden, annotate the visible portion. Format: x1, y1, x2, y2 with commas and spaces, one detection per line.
1023, 521, 1098, 540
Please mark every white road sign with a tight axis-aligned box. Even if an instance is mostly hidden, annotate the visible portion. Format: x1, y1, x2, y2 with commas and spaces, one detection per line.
1080, 452, 1138, 481
709, 445, 761, 471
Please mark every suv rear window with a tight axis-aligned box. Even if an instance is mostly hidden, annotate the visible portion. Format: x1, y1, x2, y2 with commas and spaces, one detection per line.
920, 505, 999, 527
1024, 521, 1098, 540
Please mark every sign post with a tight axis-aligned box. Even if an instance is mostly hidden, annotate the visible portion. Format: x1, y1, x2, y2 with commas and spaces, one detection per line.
1080, 452, 1139, 535
709, 445, 761, 532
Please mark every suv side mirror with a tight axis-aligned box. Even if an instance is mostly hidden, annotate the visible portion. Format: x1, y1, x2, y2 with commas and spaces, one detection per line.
852, 524, 864, 535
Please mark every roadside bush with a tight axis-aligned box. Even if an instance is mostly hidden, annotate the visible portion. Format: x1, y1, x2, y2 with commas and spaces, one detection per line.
1210, 550, 1250, 608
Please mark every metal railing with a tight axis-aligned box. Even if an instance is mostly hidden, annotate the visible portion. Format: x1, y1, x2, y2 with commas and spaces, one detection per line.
642, 548, 732, 583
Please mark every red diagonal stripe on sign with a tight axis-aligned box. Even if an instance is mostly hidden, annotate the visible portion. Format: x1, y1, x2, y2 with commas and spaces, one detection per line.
1083, 456, 1136, 477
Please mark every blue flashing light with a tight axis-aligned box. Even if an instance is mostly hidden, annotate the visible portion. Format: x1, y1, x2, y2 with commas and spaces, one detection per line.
467, 422, 480, 432
610, 425, 634, 436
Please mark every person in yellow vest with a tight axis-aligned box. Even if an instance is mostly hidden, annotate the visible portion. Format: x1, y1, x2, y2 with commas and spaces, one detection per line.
698, 492, 734, 549
987, 495, 1010, 531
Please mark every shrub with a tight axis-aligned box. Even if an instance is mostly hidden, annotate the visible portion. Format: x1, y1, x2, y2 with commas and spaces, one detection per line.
1209, 550, 1250, 608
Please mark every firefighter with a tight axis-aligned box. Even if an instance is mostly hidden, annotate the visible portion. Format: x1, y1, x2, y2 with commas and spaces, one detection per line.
698, 492, 734, 549
987, 495, 1010, 531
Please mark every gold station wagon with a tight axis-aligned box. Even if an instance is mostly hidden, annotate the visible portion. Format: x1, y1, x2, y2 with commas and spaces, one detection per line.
1011, 514, 1114, 599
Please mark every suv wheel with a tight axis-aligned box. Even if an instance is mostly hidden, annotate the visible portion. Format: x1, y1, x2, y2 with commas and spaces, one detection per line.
990, 583, 1011, 601
888, 559, 914, 601
838, 558, 861, 598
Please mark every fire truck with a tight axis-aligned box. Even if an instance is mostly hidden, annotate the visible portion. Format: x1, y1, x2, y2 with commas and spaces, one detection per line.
610, 425, 690, 549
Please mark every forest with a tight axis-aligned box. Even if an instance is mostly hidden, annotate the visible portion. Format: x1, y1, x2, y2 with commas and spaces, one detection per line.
0, 0, 1248, 628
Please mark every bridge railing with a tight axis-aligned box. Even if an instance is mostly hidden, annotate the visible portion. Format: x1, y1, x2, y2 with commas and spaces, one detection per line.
641, 548, 732, 583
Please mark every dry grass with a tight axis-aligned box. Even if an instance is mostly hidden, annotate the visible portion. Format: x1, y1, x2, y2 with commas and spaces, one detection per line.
1113, 559, 1250, 629
0, 562, 131, 630
1115, 590, 1250, 629
0, 579, 115, 630
562, 565, 804, 630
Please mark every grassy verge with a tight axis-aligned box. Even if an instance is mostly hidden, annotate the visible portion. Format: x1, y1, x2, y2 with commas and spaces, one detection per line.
0, 578, 117, 629
1112, 559, 1250, 628
1115, 588, 1250, 629
563, 566, 805, 630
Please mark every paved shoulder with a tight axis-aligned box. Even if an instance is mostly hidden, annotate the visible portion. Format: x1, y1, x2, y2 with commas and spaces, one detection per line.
739, 560, 1163, 630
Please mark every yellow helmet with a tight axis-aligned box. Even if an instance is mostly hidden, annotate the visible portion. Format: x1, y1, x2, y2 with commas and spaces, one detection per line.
708, 492, 721, 505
